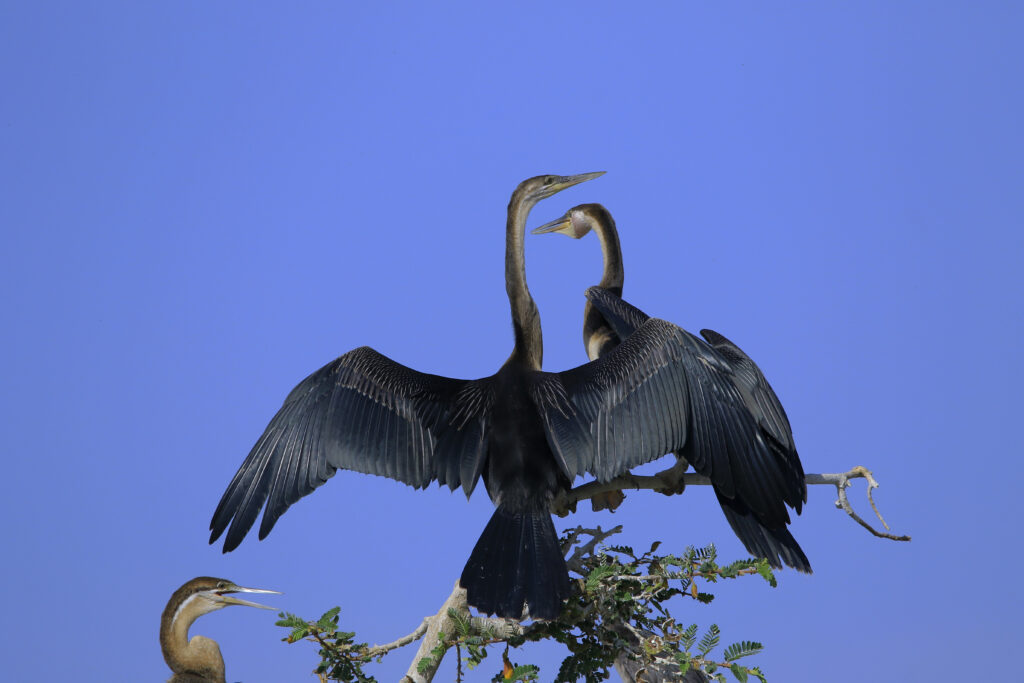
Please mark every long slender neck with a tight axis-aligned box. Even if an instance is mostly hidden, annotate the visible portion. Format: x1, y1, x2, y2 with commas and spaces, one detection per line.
582, 205, 625, 361
505, 189, 543, 370
161, 595, 226, 683
590, 205, 623, 294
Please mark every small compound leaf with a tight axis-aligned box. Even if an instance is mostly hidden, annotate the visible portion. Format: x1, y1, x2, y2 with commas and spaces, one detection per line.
724, 641, 764, 661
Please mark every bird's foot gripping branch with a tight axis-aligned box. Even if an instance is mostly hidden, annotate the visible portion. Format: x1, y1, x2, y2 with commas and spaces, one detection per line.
278, 526, 789, 683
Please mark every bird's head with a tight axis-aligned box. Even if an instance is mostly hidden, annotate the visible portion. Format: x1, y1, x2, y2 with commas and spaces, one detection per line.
532, 203, 603, 239
169, 577, 281, 621
512, 172, 605, 207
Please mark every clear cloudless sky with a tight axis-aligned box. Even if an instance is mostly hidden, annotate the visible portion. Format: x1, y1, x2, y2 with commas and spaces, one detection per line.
2, 3, 1021, 681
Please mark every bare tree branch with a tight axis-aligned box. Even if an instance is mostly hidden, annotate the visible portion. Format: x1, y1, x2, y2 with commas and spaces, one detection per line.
367, 617, 429, 657
401, 582, 467, 683
554, 460, 911, 542
399, 583, 532, 682
807, 466, 912, 542
563, 525, 624, 574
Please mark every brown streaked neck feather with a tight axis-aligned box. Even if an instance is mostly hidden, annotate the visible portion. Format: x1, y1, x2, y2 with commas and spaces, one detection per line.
161, 583, 227, 683
582, 204, 624, 360
505, 187, 543, 370
586, 204, 624, 293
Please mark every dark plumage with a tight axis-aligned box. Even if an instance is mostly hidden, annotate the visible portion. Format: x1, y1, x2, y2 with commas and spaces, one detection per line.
210, 174, 808, 624
160, 577, 278, 683
533, 203, 810, 571
210, 173, 601, 620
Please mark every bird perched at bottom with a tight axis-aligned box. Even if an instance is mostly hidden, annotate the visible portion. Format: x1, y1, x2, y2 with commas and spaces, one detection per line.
533, 203, 810, 572
160, 576, 279, 683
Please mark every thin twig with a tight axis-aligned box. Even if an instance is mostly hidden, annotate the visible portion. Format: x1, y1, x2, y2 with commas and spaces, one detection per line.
810, 466, 912, 542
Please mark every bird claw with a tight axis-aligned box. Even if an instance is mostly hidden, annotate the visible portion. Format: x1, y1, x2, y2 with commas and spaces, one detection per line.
654, 480, 686, 496
591, 489, 627, 512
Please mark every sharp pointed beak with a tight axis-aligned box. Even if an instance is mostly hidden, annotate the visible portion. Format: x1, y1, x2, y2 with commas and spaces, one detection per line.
551, 171, 605, 193
212, 585, 282, 611
531, 215, 574, 236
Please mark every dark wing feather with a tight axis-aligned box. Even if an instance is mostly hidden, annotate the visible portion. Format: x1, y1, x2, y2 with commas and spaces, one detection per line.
210, 346, 490, 551
699, 328, 806, 509
584, 287, 805, 520
584, 286, 650, 337
699, 329, 795, 449
538, 317, 802, 528
535, 319, 693, 482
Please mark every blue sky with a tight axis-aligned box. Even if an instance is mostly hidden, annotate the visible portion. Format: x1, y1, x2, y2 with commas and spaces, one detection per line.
2, 2, 1021, 681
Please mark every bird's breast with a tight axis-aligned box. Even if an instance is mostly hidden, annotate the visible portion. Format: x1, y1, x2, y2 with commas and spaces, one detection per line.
483, 384, 565, 512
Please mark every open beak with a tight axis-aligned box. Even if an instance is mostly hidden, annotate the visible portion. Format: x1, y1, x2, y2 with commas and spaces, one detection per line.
531, 214, 573, 236
210, 584, 281, 610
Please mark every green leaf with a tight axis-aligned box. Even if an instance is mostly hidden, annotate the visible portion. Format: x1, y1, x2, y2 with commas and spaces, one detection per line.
748, 666, 768, 682
274, 612, 305, 628
416, 654, 436, 674
316, 606, 341, 631
681, 623, 699, 651
448, 608, 472, 637
585, 564, 618, 591
510, 664, 540, 681
724, 641, 764, 661
755, 560, 778, 588
698, 624, 721, 656
730, 663, 749, 682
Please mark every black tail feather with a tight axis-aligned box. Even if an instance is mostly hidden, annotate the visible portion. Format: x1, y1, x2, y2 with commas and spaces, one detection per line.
715, 488, 812, 573
460, 507, 570, 620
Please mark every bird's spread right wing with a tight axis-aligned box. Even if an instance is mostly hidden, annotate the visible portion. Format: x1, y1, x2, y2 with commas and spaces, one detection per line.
209, 346, 490, 551
699, 330, 796, 453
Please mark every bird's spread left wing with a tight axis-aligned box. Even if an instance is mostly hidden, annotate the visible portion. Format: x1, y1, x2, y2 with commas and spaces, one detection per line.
533, 318, 693, 482
210, 346, 490, 551
536, 316, 804, 528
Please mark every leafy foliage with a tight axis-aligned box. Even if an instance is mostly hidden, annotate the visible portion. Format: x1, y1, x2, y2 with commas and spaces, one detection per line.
276, 607, 377, 682
280, 526, 777, 681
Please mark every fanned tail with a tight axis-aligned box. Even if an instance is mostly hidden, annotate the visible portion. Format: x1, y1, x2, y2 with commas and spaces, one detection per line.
459, 507, 570, 620
715, 488, 812, 573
